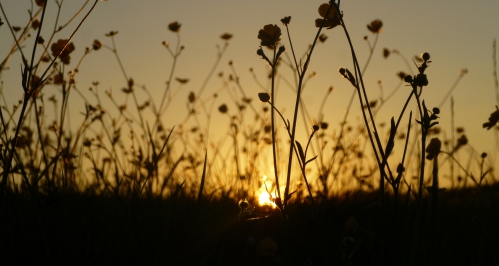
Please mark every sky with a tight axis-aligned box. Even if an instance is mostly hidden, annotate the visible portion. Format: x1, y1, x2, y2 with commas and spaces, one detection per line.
1, 0, 499, 188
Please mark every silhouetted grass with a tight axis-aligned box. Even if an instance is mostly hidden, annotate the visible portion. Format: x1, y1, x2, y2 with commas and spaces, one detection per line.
1, 0, 499, 265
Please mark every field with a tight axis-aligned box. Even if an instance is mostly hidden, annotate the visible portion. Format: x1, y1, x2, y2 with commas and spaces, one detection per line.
1, 1, 499, 265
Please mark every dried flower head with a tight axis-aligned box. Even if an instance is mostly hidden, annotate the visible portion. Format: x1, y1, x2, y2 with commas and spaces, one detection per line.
258, 24, 281, 49
315, 2, 342, 29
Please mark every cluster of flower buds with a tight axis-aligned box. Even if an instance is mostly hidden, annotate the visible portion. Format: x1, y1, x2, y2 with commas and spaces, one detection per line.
404, 52, 431, 88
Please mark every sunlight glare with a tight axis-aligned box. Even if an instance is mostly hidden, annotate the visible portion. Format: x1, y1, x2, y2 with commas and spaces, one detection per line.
257, 175, 277, 208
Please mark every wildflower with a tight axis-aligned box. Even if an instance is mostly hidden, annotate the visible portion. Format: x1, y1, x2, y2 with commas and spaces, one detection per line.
92, 40, 102, 50
175, 77, 189, 84
35, 0, 45, 6
188, 91, 195, 103
383, 48, 390, 58
218, 104, 228, 113
415, 73, 429, 87
315, 2, 341, 29
53, 74, 63, 85
257, 24, 281, 49
367, 19, 383, 33
51, 39, 75, 64
220, 33, 233, 40
455, 135, 468, 150
12, 26, 21, 32
32, 19, 40, 30
258, 92, 270, 103
281, 16, 291, 26
483, 106, 499, 130
168, 21, 181, 32
37, 36, 45, 44
425, 138, 441, 160
105, 30, 118, 37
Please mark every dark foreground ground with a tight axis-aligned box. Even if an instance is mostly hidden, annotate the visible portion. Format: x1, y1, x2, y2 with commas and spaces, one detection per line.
1, 184, 499, 265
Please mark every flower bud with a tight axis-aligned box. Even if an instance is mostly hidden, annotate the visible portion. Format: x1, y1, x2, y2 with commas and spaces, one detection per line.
258, 92, 270, 102
415, 73, 428, 86
422, 52, 430, 61
404, 75, 413, 83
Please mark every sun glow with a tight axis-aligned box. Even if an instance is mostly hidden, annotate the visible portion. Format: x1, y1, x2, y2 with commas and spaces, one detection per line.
257, 175, 278, 208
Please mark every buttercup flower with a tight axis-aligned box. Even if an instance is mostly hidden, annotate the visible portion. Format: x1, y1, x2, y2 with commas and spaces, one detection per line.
367, 19, 383, 33
168, 21, 181, 33
257, 24, 281, 49
220, 33, 233, 40
92, 40, 102, 50
51, 39, 75, 65
315, 2, 342, 29
425, 138, 441, 160
281, 16, 291, 26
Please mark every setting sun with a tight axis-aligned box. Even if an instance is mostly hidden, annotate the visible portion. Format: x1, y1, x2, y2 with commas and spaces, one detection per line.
257, 175, 277, 208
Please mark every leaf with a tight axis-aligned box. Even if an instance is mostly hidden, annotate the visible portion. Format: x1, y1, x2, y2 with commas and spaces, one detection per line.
305, 155, 318, 165
295, 140, 305, 163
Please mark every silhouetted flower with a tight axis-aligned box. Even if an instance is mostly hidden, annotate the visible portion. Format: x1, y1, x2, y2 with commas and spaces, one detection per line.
281, 16, 291, 26
175, 77, 189, 84
258, 24, 281, 49
258, 93, 270, 102
51, 39, 75, 65
383, 48, 390, 58
425, 138, 441, 160
92, 40, 102, 50
367, 19, 383, 33
105, 31, 118, 37
415, 73, 429, 87
168, 21, 181, 32
12, 26, 21, 32
220, 33, 233, 40
188, 91, 195, 103
32, 19, 40, 30
37, 36, 45, 44
315, 2, 341, 29
218, 104, 228, 113
483, 106, 499, 130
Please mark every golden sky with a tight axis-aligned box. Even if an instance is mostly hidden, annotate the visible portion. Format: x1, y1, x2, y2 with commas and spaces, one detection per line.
1, 0, 499, 185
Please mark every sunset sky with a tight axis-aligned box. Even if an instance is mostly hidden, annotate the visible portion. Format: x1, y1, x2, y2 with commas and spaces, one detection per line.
1, 0, 499, 177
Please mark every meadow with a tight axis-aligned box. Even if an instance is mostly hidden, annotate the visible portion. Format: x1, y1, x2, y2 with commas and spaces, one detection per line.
1, 1, 499, 265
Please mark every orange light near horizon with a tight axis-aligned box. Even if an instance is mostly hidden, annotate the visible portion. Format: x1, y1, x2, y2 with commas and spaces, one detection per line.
257, 175, 277, 208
